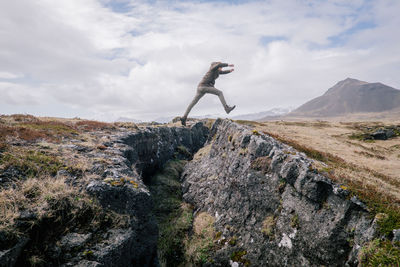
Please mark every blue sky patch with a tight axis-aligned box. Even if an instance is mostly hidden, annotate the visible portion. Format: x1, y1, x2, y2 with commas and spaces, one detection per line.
260, 35, 288, 45
328, 20, 376, 47
103, 0, 132, 13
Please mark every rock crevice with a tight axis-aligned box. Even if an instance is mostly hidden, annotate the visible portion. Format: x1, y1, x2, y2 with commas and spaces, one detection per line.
82, 122, 209, 266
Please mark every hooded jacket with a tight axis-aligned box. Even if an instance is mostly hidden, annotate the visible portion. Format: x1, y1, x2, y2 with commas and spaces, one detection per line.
198, 62, 229, 87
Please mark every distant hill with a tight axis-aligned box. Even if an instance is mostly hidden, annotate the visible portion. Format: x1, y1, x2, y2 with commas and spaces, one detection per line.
116, 117, 142, 123
231, 107, 293, 121
288, 78, 400, 117
150, 108, 293, 123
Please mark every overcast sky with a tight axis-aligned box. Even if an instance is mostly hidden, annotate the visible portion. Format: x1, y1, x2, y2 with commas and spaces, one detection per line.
0, 0, 399, 121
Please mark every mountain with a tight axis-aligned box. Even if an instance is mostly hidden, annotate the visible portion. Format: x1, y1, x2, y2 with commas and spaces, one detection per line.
289, 78, 400, 117
115, 116, 142, 123
231, 107, 293, 121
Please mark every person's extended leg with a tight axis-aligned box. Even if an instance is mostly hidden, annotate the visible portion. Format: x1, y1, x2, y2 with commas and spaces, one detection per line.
181, 91, 205, 126
202, 87, 235, 114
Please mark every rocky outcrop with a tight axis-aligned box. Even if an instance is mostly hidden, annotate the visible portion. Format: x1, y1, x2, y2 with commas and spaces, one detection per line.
0, 238, 28, 267
182, 119, 377, 266
0, 122, 209, 267
0, 117, 381, 266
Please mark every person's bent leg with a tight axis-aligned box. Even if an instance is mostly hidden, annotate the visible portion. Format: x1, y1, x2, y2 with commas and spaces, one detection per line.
203, 87, 235, 114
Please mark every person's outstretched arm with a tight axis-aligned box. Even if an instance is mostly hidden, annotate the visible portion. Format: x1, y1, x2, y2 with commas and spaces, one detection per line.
219, 64, 234, 74
211, 62, 229, 70
219, 69, 234, 74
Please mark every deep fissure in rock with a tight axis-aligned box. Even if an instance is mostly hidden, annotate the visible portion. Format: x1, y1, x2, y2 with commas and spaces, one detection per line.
115, 123, 210, 266
120, 123, 210, 185
147, 160, 192, 267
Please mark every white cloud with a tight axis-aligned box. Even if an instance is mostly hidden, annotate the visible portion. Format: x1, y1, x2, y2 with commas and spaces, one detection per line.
0, 0, 399, 121
0, 72, 21, 79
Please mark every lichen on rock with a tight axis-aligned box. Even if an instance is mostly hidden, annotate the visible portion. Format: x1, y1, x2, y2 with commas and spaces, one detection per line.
182, 118, 379, 266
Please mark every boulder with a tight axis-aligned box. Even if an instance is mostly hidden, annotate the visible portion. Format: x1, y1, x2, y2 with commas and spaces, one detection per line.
371, 130, 388, 140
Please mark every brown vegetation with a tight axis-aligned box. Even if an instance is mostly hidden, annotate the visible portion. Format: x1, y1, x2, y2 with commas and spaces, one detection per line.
75, 120, 115, 131
0, 124, 49, 142
0, 115, 119, 145
184, 212, 215, 265
252, 120, 400, 202
245, 119, 400, 237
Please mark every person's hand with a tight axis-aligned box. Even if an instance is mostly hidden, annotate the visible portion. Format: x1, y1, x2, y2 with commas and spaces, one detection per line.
230, 69, 234, 72
228, 64, 234, 67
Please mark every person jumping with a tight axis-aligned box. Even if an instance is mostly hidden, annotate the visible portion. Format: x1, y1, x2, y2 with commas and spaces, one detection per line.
180, 62, 236, 126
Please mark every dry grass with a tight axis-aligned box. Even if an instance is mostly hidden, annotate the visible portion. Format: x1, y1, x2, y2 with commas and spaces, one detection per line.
184, 212, 215, 265
74, 120, 115, 131
249, 119, 400, 237
0, 115, 78, 142
0, 124, 49, 142
0, 176, 96, 232
0, 114, 137, 264
193, 212, 215, 236
255, 120, 400, 204
0, 115, 119, 144
2, 114, 38, 123
193, 144, 212, 161
261, 215, 276, 238
0, 174, 130, 265
19, 120, 78, 136
251, 156, 272, 174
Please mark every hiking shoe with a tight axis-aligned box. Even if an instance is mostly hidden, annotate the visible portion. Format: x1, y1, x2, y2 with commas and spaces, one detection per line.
180, 117, 186, 126
226, 105, 236, 114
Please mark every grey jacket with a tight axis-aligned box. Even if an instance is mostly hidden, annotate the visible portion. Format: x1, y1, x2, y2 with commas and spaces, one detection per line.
198, 62, 230, 87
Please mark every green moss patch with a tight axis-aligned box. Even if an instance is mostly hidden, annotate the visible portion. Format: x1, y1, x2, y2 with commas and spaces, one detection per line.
360, 239, 400, 266
291, 214, 299, 229
148, 160, 193, 266
231, 250, 251, 266
0, 149, 64, 178
151, 160, 217, 266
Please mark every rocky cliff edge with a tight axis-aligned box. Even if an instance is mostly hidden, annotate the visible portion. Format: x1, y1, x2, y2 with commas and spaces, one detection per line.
182, 119, 377, 266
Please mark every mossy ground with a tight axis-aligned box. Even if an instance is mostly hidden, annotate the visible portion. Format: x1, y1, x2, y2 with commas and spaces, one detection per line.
0, 148, 64, 178
231, 250, 251, 267
149, 160, 217, 266
148, 160, 193, 267
0, 114, 137, 266
359, 239, 400, 266
184, 212, 216, 265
